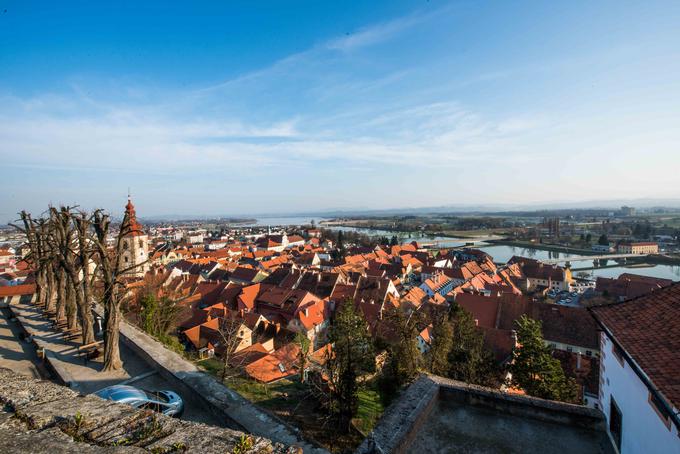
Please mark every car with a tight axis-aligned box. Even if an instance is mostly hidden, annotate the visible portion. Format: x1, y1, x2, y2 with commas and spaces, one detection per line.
570, 292, 578, 297
565, 298, 573, 303
93, 385, 184, 417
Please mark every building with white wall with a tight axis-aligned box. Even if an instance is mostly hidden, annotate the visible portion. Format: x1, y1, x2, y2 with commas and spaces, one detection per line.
119, 197, 149, 278
591, 284, 680, 453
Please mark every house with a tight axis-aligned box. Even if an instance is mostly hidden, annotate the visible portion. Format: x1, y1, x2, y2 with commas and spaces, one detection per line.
181, 311, 267, 357
510, 257, 572, 292
286, 235, 306, 248
420, 272, 455, 298
417, 324, 433, 353
590, 282, 680, 453
617, 241, 659, 255
595, 273, 673, 301
0, 250, 15, 271
456, 293, 600, 357
288, 297, 329, 344
245, 343, 301, 383
228, 266, 267, 285
0, 284, 36, 307
306, 229, 322, 238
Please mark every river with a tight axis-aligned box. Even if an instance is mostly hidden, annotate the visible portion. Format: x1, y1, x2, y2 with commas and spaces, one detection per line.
325, 225, 680, 282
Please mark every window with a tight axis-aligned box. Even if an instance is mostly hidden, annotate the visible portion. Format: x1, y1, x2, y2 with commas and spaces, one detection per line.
612, 343, 625, 366
648, 392, 672, 429
586, 350, 593, 357
609, 397, 623, 451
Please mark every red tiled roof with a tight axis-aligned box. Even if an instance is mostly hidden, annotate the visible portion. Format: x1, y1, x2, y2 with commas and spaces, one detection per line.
591, 282, 680, 409
245, 343, 301, 383
0, 284, 36, 297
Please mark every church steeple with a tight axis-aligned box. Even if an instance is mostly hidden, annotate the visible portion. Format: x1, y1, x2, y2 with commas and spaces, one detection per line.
123, 194, 144, 237
119, 194, 149, 278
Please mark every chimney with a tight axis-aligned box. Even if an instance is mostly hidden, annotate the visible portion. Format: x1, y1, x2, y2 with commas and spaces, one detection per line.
576, 352, 582, 370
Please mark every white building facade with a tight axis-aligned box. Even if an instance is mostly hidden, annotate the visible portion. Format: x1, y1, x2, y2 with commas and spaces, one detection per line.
598, 332, 680, 454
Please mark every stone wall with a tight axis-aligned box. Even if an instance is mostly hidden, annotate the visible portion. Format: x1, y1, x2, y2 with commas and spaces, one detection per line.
356, 374, 609, 454
94, 306, 328, 454
0, 367, 296, 453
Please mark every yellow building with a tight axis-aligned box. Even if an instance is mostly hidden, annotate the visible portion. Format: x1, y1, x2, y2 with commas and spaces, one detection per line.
617, 242, 658, 255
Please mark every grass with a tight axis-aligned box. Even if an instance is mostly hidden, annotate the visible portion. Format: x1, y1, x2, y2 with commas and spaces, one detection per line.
354, 387, 384, 435
196, 359, 303, 410
197, 357, 386, 453
197, 358, 223, 376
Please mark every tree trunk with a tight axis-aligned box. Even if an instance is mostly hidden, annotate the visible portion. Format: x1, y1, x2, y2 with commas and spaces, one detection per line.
35, 268, 45, 307
102, 300, 123, 371
68, 271, 95, 346
55, 268, 66, 322
45, 268, 55, 313
65, 278, 78, 331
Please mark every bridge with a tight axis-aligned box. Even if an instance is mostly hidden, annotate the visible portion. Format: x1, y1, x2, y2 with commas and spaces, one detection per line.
541, 253, 646, 265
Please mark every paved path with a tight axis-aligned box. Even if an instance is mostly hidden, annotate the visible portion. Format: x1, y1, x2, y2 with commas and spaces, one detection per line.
8, 300, 221, 426
0, 307, 44, 379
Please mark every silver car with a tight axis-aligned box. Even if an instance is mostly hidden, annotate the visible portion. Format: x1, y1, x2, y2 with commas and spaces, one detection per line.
94, 384, 184, 417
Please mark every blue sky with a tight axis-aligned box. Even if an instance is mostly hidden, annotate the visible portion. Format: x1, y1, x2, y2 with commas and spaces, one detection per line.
2, 1, 680, 220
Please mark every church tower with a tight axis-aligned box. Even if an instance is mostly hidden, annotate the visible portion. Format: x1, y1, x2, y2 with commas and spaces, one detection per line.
119, 196, 149, 277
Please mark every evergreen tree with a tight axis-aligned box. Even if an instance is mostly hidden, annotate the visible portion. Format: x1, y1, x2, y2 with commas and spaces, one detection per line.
428, 315, 453, 376
140, 294, 157, 335
510, 315, 578, 403
390, 235, 399, 246
337, 230, 345, 251
326, 300, 374, 433
598, 234, 609, 245
448, 304, 498, 386
387, 308, 422, 385
294, 332, 311, 383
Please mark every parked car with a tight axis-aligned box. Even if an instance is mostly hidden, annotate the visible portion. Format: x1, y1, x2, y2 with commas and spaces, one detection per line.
94, 385, 184, 417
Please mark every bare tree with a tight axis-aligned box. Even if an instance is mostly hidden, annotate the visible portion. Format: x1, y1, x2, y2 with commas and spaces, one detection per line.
49, 207, 95, 346
91, 210, 147, 371
216, 315, 247, 382
14, 212, 48, 308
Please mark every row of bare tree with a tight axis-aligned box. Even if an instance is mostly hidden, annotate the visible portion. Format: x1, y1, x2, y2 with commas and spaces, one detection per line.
13, 206, 144, 371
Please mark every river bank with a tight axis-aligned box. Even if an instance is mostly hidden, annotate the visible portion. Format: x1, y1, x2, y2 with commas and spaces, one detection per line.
483, 239, 596, 256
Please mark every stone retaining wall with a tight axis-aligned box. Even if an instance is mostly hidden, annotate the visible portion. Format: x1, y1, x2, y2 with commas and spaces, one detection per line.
0, 367, 294, 453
